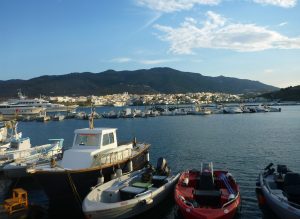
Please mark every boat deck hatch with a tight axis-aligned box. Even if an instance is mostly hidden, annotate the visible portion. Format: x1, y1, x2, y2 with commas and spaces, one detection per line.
120, 186, 146, 200
132, 182, 153, 189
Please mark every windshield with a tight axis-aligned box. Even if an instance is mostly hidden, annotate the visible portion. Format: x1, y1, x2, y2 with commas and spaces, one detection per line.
75, 133, 99, 146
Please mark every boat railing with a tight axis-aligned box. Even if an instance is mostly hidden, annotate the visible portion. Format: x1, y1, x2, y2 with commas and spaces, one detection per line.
264, 179, 300, 209
135, 190, 152, 198
91, 142, 149, 167
92, 148, 133, 167
221, 191, 240, 208
177, 194, 194, 208
4, 142, 62, 164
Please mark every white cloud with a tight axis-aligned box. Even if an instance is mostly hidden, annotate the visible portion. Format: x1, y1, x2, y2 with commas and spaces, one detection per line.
136, 0, 297, 13
110, 57, 178, 65
278, 22, 288, 26
253, 0, 297, 8
263, 69, 274, 74
138, 13, 162, 32
154, 11, 300, 54
136, 0, 220, 13
111, 57, 132, 63
139, 58, 178, 64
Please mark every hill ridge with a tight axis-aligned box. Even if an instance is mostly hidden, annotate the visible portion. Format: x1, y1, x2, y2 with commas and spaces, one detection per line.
0, 67, 278, 97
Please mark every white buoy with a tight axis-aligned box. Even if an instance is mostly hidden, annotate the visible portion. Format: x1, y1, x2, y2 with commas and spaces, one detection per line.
97, 171, 104, 185
228, 194, 235, 200
111, 169, 117, 180
183, 178, 189, 186
146, 152, 150, 162
127, 160, 133, 172
116, 168, 122, 178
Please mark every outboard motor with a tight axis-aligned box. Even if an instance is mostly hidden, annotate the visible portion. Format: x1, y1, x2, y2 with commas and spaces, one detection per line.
277, 165, 289, 174
264, 163, 273, 170
156, 157, 170, 176
284, 172, 300, 204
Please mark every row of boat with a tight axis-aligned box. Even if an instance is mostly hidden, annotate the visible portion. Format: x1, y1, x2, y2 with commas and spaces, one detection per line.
100, 105, 281, 118
82, 161, 300, 219
1, 116, 298, 219
12, 104, 281, 122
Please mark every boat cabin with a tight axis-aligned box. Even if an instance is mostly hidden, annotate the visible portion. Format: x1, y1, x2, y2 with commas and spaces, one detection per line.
61, 128, 131, 169
0, 138, 31, 160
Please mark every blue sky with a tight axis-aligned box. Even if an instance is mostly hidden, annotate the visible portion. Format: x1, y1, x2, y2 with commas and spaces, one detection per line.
1, 0, 300, 88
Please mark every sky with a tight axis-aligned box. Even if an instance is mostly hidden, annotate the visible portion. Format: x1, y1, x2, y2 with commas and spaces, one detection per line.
0, 0, 300, 88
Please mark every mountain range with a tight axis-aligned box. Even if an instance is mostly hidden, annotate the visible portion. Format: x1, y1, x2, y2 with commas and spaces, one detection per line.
261, 85, 300, 101
0, 67, 278, 98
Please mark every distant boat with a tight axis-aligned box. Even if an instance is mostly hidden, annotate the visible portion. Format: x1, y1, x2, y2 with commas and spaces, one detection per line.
103, 110, 119, 119
36, 114, 51, 122
0, 103, 44, 116
120, 108, 135, 118
52, 114, 65, 121
82, 158, 180, 219
223, 106, 243, 114
3, 90, 78, 113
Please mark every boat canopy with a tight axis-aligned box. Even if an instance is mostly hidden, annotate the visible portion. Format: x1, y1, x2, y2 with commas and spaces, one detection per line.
61, 128, 119, 169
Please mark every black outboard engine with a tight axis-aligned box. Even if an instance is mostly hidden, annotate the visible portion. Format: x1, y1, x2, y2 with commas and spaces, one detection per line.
284, 172, 300, 204
156, 157, 170, 176
264, 163, 273, 170
277, 165, 290, 174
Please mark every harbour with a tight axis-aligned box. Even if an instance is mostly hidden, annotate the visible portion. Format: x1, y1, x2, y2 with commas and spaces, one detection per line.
0, 105, 299, 219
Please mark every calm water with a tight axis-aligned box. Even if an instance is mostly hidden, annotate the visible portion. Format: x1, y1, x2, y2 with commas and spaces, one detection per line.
9, 106, 300, 218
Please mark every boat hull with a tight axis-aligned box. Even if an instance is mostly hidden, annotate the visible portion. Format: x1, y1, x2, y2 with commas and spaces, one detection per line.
31, 149, 149, 213
175, 170, 241, 219
258, 173, 300, 219
85, 177, 178, 219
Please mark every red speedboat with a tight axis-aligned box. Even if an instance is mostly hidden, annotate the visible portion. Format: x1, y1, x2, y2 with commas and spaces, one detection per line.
175, 162, 241, 219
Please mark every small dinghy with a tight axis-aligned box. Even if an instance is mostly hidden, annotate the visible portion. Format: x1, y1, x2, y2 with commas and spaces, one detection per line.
256, 163, 300, 219
82, 157, 180, 219
175, 162, 241, 219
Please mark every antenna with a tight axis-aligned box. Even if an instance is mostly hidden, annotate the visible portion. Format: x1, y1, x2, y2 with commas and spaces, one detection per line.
89, 103, 95, 129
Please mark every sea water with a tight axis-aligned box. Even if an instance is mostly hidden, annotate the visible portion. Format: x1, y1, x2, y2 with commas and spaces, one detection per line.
3, 105, 300, 219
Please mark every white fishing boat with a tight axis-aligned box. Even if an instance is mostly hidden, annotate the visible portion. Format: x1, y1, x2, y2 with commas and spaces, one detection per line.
3, 139, 64, 178
223, 106, 243, 114
0, 135, 63, 172
27, 114, 150, 212
256, 163, 300, 219
82, 158, 180, 219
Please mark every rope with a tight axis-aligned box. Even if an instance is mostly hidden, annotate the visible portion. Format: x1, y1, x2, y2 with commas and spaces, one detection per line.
66, 171, 82, 209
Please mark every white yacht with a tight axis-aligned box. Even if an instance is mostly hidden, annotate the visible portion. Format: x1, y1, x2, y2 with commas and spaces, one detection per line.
4, 90, 78, 113
0, 103, 44, 116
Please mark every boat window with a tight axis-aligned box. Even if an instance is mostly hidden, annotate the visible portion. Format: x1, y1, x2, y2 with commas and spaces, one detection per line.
75, 134, 99, 146
102, 133, 115, 146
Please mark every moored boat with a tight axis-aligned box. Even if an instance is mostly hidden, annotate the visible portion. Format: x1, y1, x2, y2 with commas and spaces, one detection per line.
256, 163, 300, 219
0, 134, 63, 174
175, 162, 241, 219
3, 139, 64, 178
82, 158, 180, 219
27, 119, 150, 212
